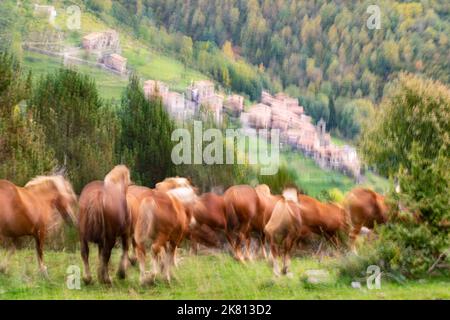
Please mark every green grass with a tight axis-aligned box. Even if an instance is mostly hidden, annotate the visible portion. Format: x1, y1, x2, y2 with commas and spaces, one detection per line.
242, 135, 388, 197
122, 46, 207, 93
0, 248, 448, 299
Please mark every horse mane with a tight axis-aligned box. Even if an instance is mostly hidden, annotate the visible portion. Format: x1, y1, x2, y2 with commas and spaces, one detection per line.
157, 177, 191, 190
282, 188, 298, 203
25, 175, 76, 201
104, 165, 130, 188
255, 184, 271, 197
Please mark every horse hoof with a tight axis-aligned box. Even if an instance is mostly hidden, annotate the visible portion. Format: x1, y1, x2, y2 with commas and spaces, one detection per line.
83, 276, 93, 285
140, 275, 155, 286
40, 267, 49, 279
100, 276, 112, 285
117, 269, 126, 280
129, 256, 137, 267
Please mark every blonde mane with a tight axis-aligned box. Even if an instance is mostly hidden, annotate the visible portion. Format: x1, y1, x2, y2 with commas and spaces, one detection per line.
25, 175, 76, 201
104, 165, 131, 188
255, 184, 271, 197
156, 177, 197, 205
282, 188, 298, 203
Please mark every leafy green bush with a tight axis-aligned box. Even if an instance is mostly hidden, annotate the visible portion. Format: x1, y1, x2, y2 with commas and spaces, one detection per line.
343, 74, 450, 279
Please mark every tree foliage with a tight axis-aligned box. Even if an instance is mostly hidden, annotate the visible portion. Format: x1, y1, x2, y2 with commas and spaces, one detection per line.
0, 51, 55, 185
29, 69, 117, 192
118, 73, 175, 187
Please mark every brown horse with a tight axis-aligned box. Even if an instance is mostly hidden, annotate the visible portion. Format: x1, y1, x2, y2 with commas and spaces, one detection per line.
78, 165, 131, 284
344, 188, 389, 253
126, 184, 152, 264
0, 175, 77, 276
134, 187, 192, 285
190, 192, 229, 251
253, 184, 282, 259
297, 194, 350, 249
223, 184, 262, 261
264, 188, 302, 276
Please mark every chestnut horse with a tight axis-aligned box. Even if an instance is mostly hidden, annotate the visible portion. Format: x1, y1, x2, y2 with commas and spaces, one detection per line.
253, 184, 282, 259
134, 187, 193, 285
264, 188, 302, 276
78, 165, 131, 284
297, 194, 350, 249
344, 188, 389, 253
223, 185, 262, 261
0, 175, 77, 276
126, 184, 153, 264
190, 192, 229, 251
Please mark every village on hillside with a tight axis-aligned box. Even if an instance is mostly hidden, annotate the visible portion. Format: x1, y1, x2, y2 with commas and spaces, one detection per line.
144, 79, 361, 179
26, 5, 360, 179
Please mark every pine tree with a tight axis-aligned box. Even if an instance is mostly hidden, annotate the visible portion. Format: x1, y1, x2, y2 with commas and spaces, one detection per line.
29, 68, 116, 191
0, 51, 55, 185
118, 73, 175, 186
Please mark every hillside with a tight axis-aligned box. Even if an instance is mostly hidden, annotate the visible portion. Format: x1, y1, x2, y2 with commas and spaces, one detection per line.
0, 0, 388, 194
12, 4, 209, 100
112, 0, 450, 140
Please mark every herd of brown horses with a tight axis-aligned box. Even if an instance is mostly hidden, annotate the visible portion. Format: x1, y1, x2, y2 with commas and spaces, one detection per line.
0, 165, 392, 284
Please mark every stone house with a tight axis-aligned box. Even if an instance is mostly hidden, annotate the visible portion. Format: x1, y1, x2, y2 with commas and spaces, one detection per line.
82, 30, 120, 53
224, 94, 244, 117
103, 53, 127, 74
144, 80, 169, 100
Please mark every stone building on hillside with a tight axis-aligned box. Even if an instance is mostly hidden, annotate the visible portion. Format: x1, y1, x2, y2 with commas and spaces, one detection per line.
186, 80, 224, 124
144, 80, 169, 100
241, 91, 361, 178
82, 30, 120, 53
224, 94, 244, 117
103, 53, 127, 74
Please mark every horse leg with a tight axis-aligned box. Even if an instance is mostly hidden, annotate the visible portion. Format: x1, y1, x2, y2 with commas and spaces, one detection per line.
81, 238, 92, 284
99, 242, 113, 285
234, 232, 245, 262
260, 234, 268, 260
173, 245, 179, 268
117, 234, 129, 279
270, 241, 281, 277
244, 235, 253, 261
34, 231, 48, 278
136, 241, 149, 286
350, 224, 362, 254
282, 237, 294, 277
224, 231, 235, 256
150, 236, 167, 282
163, 241, 177, 283
128, 236, 138, 266
96, 244, 104, 283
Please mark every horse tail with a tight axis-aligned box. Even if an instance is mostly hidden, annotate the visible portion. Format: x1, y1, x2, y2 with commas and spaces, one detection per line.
135, 197, 156, 244
83, 194, 105, 244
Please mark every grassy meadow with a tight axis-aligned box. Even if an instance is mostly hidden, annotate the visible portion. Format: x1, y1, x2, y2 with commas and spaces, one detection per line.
0, 248, 448, 300
20, 8, 209, 100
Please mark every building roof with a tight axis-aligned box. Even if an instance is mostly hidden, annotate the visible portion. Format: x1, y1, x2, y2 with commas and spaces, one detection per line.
109, 53, 127, 62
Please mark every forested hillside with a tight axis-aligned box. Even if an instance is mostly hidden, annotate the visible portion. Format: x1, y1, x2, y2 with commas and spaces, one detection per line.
97, 0, 450, 139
